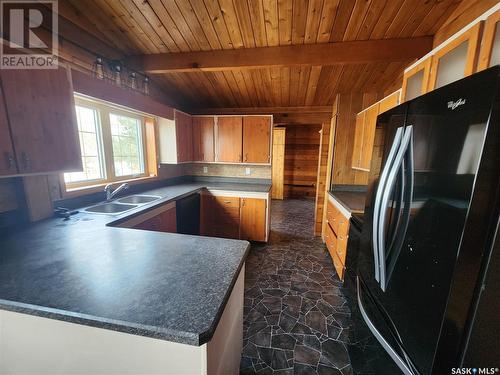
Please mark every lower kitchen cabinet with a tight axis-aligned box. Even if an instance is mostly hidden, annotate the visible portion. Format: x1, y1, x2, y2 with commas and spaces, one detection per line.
324, 196, 351, 281
201, 192, 269, 242
201, 194, 241, 239
118, 202, 177, 233
240, 198, 267, 242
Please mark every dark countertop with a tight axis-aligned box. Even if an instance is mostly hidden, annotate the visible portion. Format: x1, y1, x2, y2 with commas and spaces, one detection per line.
0, 181, 270, 346
329, 185, 368, 214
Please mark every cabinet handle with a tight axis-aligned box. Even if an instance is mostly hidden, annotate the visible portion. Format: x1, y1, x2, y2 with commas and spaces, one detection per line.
238, 154, 242, 161
4, 152, 15, 170
21, 152, 31, 170
244, 153, 248, 162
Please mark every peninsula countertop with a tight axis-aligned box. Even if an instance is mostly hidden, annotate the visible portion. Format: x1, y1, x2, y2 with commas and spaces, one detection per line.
329, 184, 368, 214
0, 181, 269, 346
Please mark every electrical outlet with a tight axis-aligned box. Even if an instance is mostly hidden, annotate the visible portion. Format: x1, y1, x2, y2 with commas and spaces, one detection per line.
203, 166, 208, 174
245, 167, 251, 175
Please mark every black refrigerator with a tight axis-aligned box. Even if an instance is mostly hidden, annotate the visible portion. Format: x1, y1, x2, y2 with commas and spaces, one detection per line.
356, 65, 500, 374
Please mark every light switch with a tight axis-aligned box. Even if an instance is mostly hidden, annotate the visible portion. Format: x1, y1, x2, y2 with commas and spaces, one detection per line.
245, 167, 251, 175
203, 166, 208, 173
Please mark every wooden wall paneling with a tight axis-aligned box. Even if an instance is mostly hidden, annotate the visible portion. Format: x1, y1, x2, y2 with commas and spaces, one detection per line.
428, 22, 483, 91
271, 128, 286, 199
477, 9, 500, 70
1, 67, 81, 174
284, 124, 321, 198
216, 116, 243, 162
243, 116, 271, 163
192, 116, 215, 162
175, 111, 193, 162
72, 70, 175, 119
59, 0, 466, 110
240, 198, 267, 242
433, 0, 498, 46
351, 111, 366, 170
314, 122, 331, 235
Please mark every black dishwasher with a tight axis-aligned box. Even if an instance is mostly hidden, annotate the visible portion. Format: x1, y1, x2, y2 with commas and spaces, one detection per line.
176, 193, 200, 235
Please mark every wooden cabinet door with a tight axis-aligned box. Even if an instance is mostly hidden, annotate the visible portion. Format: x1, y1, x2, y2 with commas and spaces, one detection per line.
240, 198, 266, 242
216, 116, 242, 162
378, 91, 400, 114
360, 104, 380, 171
271, 128, 286, 199
478, 9, 500, 71
175, 110, 193, 162
134, 207, 176, 233
192, 116, 214, 162
0, 67, 81, 174
401, 58, 432, 101
0, 84, 16, 175
158, 206, 177, 233
351, 111, 366, 170
428, 22, 482, 90
242, 116, 271, 163
352, 104, 379, 171
200, 193, 240, 239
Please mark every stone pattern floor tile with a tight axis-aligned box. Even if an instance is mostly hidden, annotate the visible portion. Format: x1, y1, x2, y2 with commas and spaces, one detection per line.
240, 199, 365, 375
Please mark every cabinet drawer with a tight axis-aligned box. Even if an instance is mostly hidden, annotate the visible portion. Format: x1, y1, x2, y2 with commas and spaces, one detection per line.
213, 196, 240, 209
332, 250, 345, 281
326, 200, 339, 233
327, 199, 350, 237
325, 222, 337, 255
336, 233, 348, 264
337, 215, 349, 238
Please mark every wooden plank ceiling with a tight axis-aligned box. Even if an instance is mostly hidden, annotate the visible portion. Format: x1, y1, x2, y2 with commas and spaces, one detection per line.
63, 0, 462, 112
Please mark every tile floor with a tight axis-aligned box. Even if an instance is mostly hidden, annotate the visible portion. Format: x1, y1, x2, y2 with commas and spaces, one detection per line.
240, 198, 364, 375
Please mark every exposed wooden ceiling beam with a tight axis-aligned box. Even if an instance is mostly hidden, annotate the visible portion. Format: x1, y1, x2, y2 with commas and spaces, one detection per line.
191, 106, 334, 115
125, 37, 433, 73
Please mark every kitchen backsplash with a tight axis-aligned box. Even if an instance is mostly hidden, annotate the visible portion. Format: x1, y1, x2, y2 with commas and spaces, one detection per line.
181, 163, 271, 179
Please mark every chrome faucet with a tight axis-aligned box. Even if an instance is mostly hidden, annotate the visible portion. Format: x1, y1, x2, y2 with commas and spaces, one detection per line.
104, 183, 129, 201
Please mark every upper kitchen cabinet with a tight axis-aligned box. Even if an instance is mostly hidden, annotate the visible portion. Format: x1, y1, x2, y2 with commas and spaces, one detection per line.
0, 67, 81, 174
175, 110, 193, 163
428, 22, 483, 90
402, 59, 432, 102
216, 116, 242, 163
242, 116, 271, 164
478, 9, 500, 71
352, 91, 400, 171
0, 84, 16, 176
192, 116, 215, 162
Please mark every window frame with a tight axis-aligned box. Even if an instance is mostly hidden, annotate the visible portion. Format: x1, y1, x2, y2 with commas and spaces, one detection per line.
65, 95, 151, 190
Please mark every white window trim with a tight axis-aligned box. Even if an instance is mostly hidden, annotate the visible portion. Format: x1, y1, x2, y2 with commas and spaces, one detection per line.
65, 95, 150, 190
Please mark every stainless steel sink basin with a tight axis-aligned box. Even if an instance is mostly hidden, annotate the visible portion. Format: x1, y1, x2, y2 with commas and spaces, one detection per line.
84, 202, 138, 214
116, 195, 161, 204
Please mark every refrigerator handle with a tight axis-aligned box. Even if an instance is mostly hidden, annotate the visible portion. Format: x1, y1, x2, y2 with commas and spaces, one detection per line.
357, 278, 415, 375
372, 126, 404, 283
386, 127, 415, 284
378, 126, 413, 291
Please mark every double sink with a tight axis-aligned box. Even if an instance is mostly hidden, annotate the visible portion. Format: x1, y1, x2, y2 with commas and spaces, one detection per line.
84, 195, 162, 215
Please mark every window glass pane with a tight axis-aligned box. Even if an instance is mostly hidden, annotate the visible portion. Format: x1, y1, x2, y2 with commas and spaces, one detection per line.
64, 106, 104, 184
109, 113, 144, 177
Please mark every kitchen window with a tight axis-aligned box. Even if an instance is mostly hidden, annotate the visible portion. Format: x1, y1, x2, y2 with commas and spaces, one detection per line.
64, 95, 152, 190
